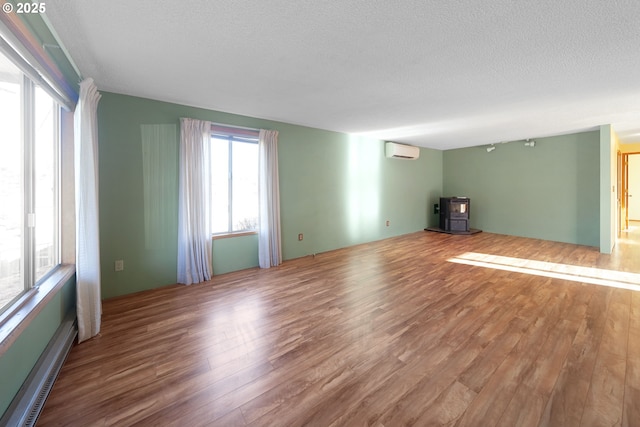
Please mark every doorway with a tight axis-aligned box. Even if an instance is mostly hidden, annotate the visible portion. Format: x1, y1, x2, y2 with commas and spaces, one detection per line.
629, 154, 640, 221
621, 152, 640, 231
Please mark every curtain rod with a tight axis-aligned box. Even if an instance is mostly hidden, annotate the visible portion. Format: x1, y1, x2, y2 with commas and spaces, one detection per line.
181, 118, 271, 133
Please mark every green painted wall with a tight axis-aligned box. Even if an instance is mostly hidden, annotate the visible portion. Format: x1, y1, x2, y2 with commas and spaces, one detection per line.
443, 131, 600, 247
212, 235, 259, 275
0, 276, 76, 417
98, 93, 443, 299
278, 129, 442, 258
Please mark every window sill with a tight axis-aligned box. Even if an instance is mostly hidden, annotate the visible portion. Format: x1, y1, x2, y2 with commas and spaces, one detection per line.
212, 230, 258, 240
0, 264, 75, 357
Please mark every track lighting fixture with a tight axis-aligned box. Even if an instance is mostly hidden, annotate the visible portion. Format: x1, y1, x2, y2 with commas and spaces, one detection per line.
486, 145, 496, 152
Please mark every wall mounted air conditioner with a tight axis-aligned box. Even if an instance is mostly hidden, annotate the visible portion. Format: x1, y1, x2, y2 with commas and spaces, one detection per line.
385, 142, 420, 159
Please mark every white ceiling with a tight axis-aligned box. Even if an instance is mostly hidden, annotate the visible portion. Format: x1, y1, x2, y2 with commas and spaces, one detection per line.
44, 0, 640, 150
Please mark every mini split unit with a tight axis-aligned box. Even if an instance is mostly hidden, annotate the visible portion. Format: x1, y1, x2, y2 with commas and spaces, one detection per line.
385, 142, 420, 159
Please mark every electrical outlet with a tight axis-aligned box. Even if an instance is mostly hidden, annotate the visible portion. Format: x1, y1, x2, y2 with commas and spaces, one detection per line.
386, 220, 390, 227
298, 233, 303, 241
115, 260, 124, 272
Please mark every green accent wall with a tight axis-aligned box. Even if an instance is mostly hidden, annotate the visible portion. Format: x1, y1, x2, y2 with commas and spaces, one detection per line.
98, 93, 443, 299
443, 131, 600, 247
212, 235, 259, 275
0, 276, 76, 417
278, 129, 442, 258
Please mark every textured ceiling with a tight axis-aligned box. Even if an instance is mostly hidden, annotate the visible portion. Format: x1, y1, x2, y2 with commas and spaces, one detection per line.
44, 0, 640, 149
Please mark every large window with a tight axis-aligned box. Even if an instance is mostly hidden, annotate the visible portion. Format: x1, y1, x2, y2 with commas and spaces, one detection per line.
211, 132, 259, 234
0, 51, 60, 315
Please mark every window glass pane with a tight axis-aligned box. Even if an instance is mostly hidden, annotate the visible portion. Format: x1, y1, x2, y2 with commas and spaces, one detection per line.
0, 53, 24, 310
211, 137, 229, 233
34, 86, 58, 282
231, 141, 258, 231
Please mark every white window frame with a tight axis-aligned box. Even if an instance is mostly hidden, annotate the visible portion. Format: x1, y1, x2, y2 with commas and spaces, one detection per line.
211, 132, 259, 235
0, 74, 61, 319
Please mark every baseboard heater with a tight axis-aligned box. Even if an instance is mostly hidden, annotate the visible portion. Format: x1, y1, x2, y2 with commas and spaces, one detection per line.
0, 312, 77, 426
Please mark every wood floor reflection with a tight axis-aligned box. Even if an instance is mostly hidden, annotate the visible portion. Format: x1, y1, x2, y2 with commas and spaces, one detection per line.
38, 230, 640, 426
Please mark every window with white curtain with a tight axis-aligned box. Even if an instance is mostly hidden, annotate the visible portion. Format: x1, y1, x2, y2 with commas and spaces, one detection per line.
0, 50, 60, 315
211, 131, 259, 234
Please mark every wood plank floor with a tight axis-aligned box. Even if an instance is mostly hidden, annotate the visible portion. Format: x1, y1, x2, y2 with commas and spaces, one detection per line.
38, 227, 640, 426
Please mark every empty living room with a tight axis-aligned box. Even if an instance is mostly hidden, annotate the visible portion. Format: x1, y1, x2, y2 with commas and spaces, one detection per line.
1, 1, 640, 426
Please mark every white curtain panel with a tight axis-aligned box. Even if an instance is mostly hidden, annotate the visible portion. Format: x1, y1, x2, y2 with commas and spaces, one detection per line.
177, 118, 213, 284
258, 129, 282, 268
75, 78, 102, 343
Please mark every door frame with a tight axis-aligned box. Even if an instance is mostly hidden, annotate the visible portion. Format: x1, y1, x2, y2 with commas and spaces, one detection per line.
622, 151, 640, 230
618, 150, 622, 236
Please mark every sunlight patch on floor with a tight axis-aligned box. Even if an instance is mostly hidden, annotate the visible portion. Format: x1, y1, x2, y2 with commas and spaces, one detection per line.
620, 221, 640, 245
448, 252, 640, 292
